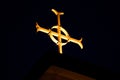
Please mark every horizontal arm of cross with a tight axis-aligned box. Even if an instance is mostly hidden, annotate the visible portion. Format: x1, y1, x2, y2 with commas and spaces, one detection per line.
36, 22, 83, 49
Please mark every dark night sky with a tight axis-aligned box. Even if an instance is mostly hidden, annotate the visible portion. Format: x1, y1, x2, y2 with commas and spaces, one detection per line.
7, 0, 116, 80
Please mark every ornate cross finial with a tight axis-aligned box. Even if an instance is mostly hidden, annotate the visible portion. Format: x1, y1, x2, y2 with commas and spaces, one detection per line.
36, 9, 83, 54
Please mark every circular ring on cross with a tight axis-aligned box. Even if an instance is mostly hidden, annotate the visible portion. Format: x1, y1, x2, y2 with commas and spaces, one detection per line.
49, 26, 70, 46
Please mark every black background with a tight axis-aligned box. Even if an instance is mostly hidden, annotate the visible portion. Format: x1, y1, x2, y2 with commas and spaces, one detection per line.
7, 0, 116, 80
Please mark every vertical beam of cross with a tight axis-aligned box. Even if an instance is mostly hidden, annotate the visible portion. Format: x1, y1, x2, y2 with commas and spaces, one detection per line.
51, 9, 64, 54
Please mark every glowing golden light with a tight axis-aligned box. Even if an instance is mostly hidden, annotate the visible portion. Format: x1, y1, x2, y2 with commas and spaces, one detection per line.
36, 9, 83, 54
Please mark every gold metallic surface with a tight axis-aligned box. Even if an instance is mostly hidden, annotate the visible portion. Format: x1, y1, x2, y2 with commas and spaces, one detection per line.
36, 9, 83, 54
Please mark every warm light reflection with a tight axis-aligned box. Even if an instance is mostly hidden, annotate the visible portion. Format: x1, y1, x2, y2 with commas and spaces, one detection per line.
36, 9, 83, 54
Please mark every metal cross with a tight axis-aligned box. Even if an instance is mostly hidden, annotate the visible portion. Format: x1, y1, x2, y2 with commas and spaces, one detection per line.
36, 9, 83, 54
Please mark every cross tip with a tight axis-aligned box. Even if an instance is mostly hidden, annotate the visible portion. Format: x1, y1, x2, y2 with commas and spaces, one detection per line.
80, 37, 83, 41
60, 52, 63, 54
51, 9, 54, 11
51, 9, 58, 15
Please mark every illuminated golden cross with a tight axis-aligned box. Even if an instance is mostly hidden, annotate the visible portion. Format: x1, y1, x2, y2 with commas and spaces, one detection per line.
36, 9, 83, 54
